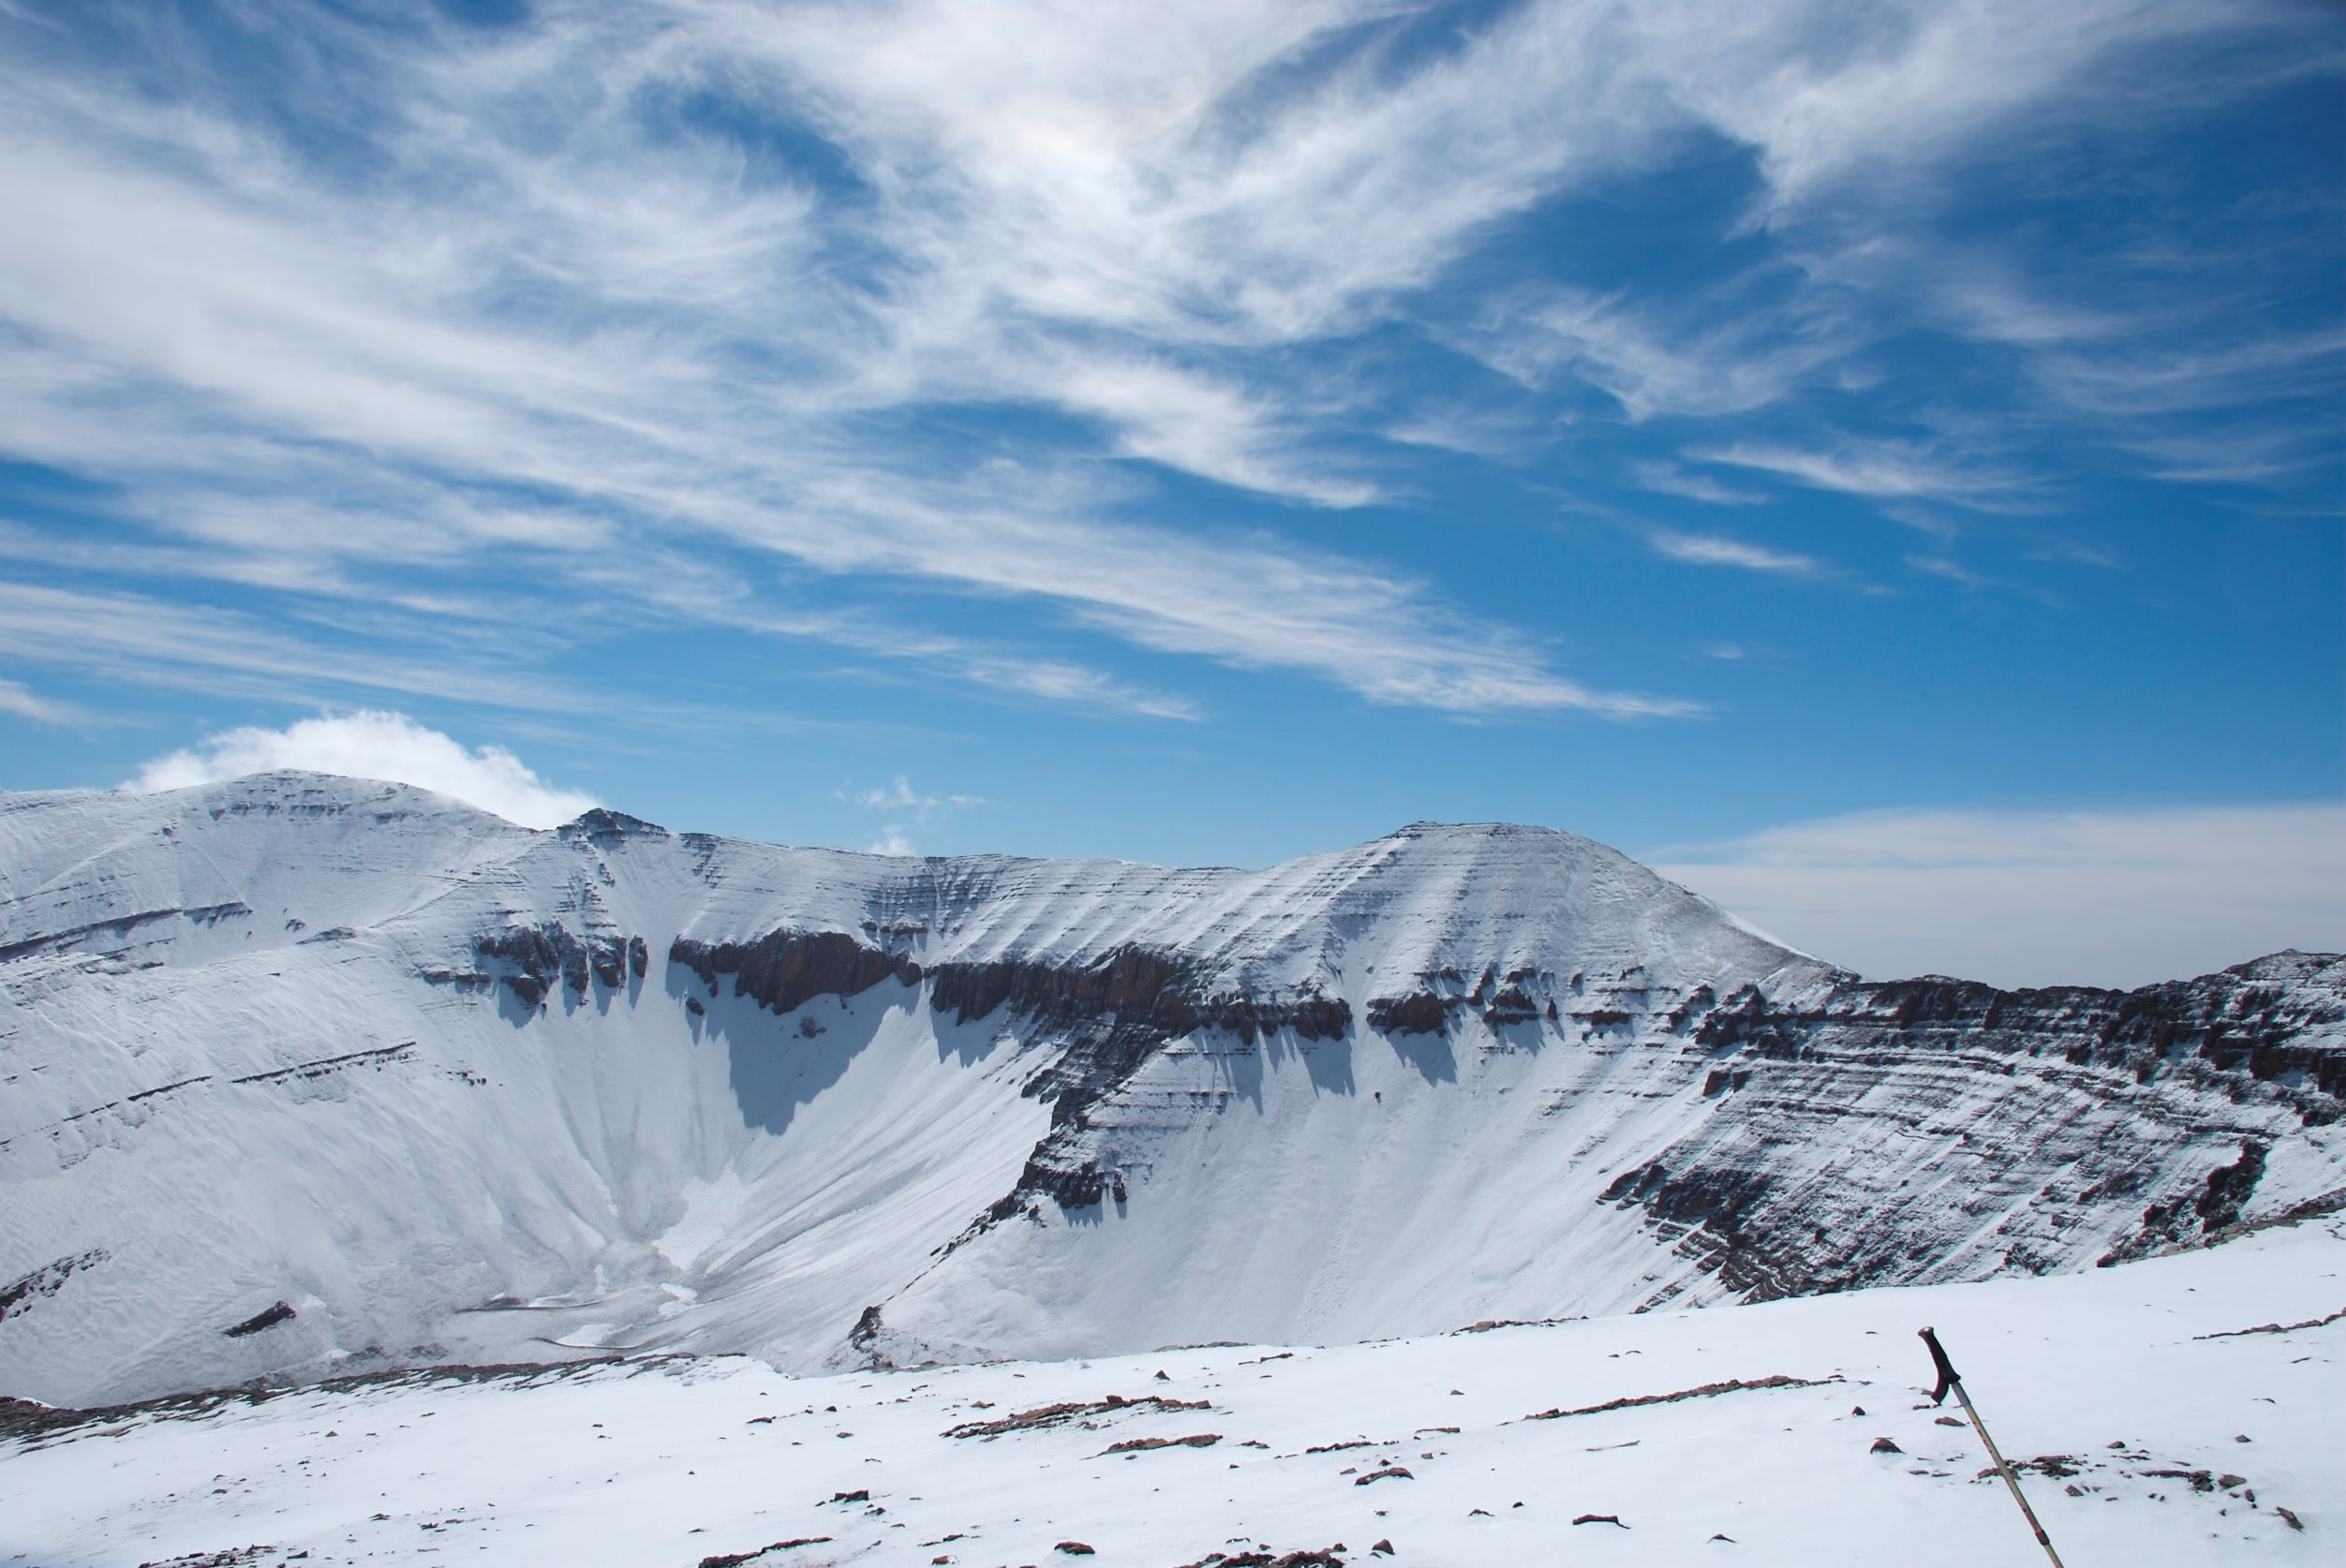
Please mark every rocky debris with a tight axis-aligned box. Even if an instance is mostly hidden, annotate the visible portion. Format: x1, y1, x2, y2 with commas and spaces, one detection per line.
1353, 1465, 1412, 1485
1171, 1549, 1344, 1568
222, 1302, 295, 1339
946, 1394, 1211, 1439
1103, 1432, 1222, 1454
1870, 1437, 1904, 1455
696, 1539, 832, 1568
1932, 1441, 2281, 1517
1571, 1515, 1628, 1528
1523, 1373, 1835, 1421
1370, 1542, 1394, 1557
1054, 1544, 1095, 1557
2196, 1306, 2346, 1339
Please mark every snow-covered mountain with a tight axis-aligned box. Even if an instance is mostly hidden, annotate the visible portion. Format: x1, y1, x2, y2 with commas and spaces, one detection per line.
2, 773, 2339, 1407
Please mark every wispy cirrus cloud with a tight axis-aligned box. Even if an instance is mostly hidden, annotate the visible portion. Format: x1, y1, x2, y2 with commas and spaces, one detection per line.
1646, 528, 1822, 575
1690, 440, 2040, 510
0, 676, 78, 725
1626, 460, 1768, 508
0, 0, 2332, 735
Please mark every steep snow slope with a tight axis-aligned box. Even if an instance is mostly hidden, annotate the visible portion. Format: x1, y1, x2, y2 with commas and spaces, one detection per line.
5, 1211, 2339, 1568
1, 774, 2339, 1407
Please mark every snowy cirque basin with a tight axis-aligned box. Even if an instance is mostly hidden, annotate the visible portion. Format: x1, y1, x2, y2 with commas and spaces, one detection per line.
3, 1216, 2338, 1568
6, 773, 2341, 1411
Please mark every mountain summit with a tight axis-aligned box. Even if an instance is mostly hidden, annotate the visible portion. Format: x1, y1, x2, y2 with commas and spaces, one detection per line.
2, 773, 2338, 1405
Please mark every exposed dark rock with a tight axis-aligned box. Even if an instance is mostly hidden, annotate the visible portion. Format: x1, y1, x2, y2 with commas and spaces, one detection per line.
1482, 984, 1541, 1026
911, 946, 1349, 1237
696, 1539, 831, 1568
560, 808, 671, 847
0, 902, 253, 965
475, 923, 647, 1004
670, 930, 920, 1016
1104, 1432, 1221, 1453
230, 1044, 414, 1089
223, 1301, 295, 1338
1523, 1373, 1834, 1421
1870, 1437, 1903, 1455
0, 1249, 109, 1322
1602, 955, 2344, 1303
945, 1394, 1210, 1440
1365, 990, 1453, 1037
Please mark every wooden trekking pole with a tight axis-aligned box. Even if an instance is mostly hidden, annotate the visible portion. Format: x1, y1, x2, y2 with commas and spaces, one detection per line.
1919, 1326, 2066, 1567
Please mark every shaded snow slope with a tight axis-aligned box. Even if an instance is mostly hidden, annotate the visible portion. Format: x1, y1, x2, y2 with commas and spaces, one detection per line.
4, 1210, 2339, 1568
1, 773, 2339, 1405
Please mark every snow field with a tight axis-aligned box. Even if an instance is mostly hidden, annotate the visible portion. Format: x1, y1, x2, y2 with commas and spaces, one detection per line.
4, 1214, 2337, 1568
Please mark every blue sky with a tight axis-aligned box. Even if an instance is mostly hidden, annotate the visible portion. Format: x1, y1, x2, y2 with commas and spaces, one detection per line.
0, 0, 2339, 985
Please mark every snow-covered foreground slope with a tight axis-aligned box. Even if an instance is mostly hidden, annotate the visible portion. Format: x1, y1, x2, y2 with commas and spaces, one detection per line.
2, 774, 2340, 1406
4, 1213, 2338, 1568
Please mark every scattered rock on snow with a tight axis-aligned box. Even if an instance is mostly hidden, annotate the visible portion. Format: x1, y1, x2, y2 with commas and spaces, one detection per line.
695, 1539, 832, 1568
221, 1302, 296, 1339
1105, 1432, 1222, 1454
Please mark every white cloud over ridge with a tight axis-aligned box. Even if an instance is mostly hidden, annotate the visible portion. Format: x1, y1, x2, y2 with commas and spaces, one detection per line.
1655, 802, 2346, 991
126, 711, 597, 830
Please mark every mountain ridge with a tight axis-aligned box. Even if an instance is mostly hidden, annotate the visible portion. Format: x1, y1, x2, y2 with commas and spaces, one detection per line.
1, 772, 2338, 1405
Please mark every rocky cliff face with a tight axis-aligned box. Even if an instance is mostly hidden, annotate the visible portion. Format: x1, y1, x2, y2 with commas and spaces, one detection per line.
0, 774, 2338, 1404
1597, 953, 2343, 1306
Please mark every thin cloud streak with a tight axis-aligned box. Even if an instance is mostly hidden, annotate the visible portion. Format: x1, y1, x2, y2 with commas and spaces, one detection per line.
0, 0, 2331, 722
1647, 528, 1822, 575
0, 676, 77, 725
